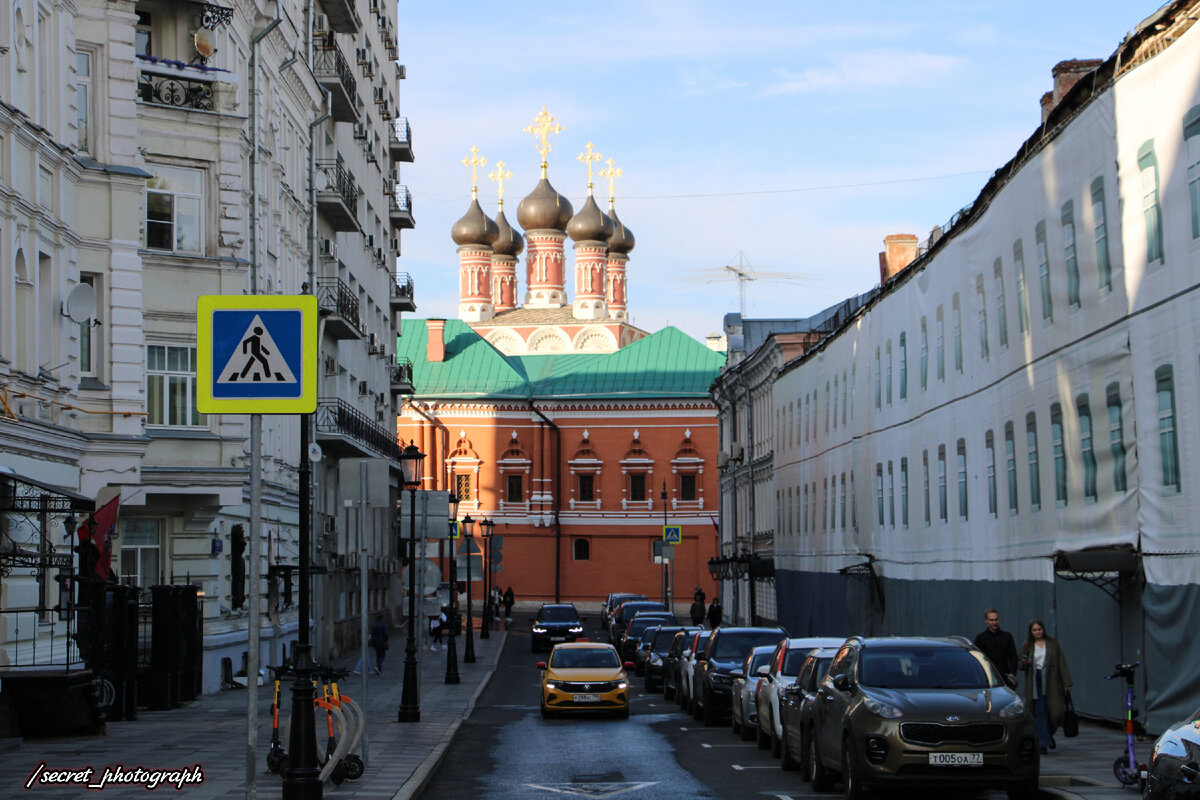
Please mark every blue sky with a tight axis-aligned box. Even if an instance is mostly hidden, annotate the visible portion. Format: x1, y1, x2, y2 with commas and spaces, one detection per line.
397, 0, 1167, 344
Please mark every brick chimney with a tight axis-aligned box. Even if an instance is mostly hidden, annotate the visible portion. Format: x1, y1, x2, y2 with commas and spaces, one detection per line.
1041, 59, 1103, 123
879, 234, 919, 283
426, 319, 446, 363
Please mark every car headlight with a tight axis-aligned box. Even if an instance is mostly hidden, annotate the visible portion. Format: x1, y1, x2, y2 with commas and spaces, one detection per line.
617, 681, 628, 689
532, 626, 547, 633
569, 626, 583, 633
862, 695, 904, 718
711, 672, 732, 685
545, 682, 557, 690
998, 697, 1026, 719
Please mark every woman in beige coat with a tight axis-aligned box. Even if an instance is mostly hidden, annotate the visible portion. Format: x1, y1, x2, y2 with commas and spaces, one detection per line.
1018, 619, 1073, 753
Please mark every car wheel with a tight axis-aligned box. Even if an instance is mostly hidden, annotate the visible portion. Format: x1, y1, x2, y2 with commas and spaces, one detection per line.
540, 703, 555, 719
780, 723, 799, 771
757, 719, 771, 750
616, 704, 630, 720
679, 687, 689, 712
843, 738, 867, 800
702, 688, 719, 726
809, 734, 834, 792
741, 719, 755, 741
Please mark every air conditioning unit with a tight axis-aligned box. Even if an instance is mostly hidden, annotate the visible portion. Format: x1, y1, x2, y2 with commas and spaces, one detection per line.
363, 60, 375, 78
370, 0, 382, 13
390, 237, 399, 253
365, 148, 377, 164
353, 123, 367, 140
730, 442, 744, 461
320, 238, 337, 260
380, 102, 393, 121
395, 63, 406, 80
324, 355, 339, 376
358, 380, 369, 396
368, 332, 380, 353
313, 13, 330, 33
373, 86, 386, 104
324, 517, 336, 533
717, 451, 729, 468
373, 247, 384, 263
356, 48, 370, 66
365, 234, 375, 249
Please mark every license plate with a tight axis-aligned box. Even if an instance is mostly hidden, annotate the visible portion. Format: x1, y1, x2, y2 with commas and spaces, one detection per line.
573, 694, 601, 703
929, 752, 983, 766
551, 636, 566, 642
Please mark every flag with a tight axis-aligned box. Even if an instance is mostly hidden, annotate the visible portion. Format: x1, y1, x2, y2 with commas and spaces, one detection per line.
76, 496, 120, 581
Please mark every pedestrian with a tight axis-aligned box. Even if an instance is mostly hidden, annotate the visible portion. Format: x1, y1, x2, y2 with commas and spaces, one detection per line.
689, 598, 706, 627
430, 606, 447, 651
693, 585, 706, 606
706, 597, 722, 629
369, 616, 388, 674
1018, 618, 1073, 754
502, 586, 515, 620
973, 608, 1019, 688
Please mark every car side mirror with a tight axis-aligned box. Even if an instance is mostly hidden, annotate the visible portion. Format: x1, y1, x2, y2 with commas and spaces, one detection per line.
537, 662, 547, 670
731, 669, 745, 680
833, 674, 853, 692
756, 665, 771, 677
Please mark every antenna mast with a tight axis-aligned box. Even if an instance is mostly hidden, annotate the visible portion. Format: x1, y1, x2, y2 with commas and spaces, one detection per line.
724, 251, 757, 317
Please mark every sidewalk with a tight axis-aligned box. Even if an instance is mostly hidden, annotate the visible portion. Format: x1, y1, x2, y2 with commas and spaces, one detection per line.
0, 626, 506, 800
1038, 718, 1155, 799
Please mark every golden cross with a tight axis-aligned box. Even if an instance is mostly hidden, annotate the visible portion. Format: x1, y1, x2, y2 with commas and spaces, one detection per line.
488, 160, 513, 209
577, 142, 603, 195
462, 145, 487, 199
598, 158, 624, 210
523, 105, 564, 177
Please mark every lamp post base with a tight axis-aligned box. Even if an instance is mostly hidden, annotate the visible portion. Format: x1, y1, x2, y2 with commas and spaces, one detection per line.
282, 644, 322, 800
398, 636, 421, 722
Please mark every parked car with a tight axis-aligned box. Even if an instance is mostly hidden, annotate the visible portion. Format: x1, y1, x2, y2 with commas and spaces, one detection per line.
808, 636, 1039, 799
644, 625, 693, 693
602, 593, 646, 639
779, 645, 840, 773
610, 600, 668, 647
621, 612, 676, 665
678, 629, 712, 713
756, 637, 845, 755
730, 645, 776, 741
693, 626, 788, 726
537, 642, 631, 719
1145, 703, 1200, 800
662, 628, 699, 702
529, 603, 585, 653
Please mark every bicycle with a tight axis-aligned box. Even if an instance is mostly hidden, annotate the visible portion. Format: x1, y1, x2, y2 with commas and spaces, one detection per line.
1106, 662, 1146, 790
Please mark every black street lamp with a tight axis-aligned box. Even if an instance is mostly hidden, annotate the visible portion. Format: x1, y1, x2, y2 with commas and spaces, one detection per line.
461, 514, 476, 664
444, 494, 461, 685
479, 518, 494, 639
397, 441, 424, 722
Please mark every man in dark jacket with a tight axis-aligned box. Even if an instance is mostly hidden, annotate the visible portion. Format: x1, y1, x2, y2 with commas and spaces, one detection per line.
706, 598, 723, 629
974, 608, 1018, 686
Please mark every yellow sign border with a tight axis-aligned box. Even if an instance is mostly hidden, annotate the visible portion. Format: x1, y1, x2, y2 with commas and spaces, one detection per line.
196, 294, 318, 414
663, 525, 682, 543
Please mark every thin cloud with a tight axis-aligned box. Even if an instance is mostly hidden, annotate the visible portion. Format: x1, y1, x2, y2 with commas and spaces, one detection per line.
762, 49, 964, 96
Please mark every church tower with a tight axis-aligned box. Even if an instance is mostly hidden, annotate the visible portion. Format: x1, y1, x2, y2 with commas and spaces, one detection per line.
602, 158, 636, 322
517, 107, 573, 308
451, 146, 498, 323
567, 142, 613, 320
488, 160, 523, 313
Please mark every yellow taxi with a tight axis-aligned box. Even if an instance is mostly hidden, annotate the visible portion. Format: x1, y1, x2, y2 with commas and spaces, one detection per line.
538, 642, 631, 719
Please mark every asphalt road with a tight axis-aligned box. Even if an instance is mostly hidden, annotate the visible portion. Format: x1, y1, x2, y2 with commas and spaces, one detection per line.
417, 617, 1024, 800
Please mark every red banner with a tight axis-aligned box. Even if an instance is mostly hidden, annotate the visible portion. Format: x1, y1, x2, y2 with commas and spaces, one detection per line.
76, 496, 120, 581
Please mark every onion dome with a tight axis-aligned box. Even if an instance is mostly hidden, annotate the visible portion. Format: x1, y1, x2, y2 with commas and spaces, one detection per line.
517, 178, 574, 231
607, 207, 636, 254
567, 194, 615, 243
493, 209, 525, 257
450, 199, 499, 247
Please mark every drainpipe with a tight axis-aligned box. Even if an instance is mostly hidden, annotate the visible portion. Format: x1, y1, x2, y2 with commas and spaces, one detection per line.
736, 372, 756, 625
530, 404, 562, 602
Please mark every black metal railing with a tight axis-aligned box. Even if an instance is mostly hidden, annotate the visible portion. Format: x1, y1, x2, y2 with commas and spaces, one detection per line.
393, 272, 414, 301
312, 42, 357, 101
315, 398, 402, 460
0, 606, 81, 669
137, 70, 215, 110
392, 117, 411, 148
391, 185, 413, 217
315, 276, 362, 331
316, 159, 358, 214
389, 357, 413, 388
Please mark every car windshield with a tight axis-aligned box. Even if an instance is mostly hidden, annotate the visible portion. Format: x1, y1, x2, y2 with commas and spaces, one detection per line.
859, 646, 994, 689
690, 632, 711, 654
746, 650, 773, 673
711, 632, 785, 660
652, 628, 684, 650
629, 617, 670, 637
783, 647, 818, 675
619, 603, 666, 621
538, 606, 579, 623
550, 648, 620, 670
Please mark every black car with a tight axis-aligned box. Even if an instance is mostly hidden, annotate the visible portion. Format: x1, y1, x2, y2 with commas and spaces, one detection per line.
693, 625, 788, 726
529, 603, 585, 652
610, 600, 668, 647
1146, 703, 1200, 799
603, 592, 647, 638
662, 628, 699, 702
643, 625, 693, 692
620, 612, 676, 664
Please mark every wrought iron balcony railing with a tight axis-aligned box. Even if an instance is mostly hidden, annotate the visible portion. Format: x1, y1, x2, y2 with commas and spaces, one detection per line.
315, 398, 401, 461
316, 160, 358, 214
312, 41, 357, 102
315, 276, 362, 336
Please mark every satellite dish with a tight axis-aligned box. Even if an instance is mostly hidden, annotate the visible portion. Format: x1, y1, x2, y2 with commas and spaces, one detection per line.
307, 443, 323, 463
313, 170, 329, 191
194, 28, 217, 60
63, 283, 96, 324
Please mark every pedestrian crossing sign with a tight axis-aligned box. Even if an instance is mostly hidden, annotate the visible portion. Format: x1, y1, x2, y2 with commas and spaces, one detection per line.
196, 295, 318, 414
663, 525, 682, 544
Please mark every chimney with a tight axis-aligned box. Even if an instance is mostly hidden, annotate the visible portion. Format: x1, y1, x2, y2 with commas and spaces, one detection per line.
426, 319, 446, 363
1042, 59, 1103, 122
879, 233, 919, 283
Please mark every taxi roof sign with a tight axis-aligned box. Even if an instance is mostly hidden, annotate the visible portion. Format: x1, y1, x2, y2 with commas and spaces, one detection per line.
196, 295, 318, 414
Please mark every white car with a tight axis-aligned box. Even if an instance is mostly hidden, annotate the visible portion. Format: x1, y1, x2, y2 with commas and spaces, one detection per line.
730, 645, 775, 740
677, 629, 711, 714
755, 636, 844, 755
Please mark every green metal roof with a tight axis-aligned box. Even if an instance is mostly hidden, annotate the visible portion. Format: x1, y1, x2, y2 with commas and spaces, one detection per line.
397, 320, 725, 401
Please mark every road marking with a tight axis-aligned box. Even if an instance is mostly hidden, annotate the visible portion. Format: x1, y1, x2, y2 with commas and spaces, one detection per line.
730, 764, 778, 770
701, 742, 753, 748
523, 782, 659, 798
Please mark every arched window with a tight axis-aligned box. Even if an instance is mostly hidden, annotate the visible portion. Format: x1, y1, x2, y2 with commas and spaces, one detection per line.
573, 538, 590, 561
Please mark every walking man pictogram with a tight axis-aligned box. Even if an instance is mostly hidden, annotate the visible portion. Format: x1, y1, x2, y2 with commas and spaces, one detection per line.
230, 325, 284, 382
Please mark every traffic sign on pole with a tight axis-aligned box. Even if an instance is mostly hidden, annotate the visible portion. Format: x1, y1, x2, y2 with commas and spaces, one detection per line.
663, 525, 682, 544
196, 295, 318, 413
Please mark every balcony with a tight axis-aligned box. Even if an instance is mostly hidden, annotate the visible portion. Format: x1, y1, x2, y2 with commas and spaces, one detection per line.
312, 38, 359, 123
389, 118, 414, 162
315, 277, 363, 340
320, 0, 362, 33
389, 185, 414, 229
315, 160, 360, 232
315, 397, 402, 461
389, 357, 414, 396
136, 55, 235, 112
390, 272, 416, 312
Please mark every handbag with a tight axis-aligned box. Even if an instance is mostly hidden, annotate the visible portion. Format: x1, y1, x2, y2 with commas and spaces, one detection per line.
1062, 693, 1079, 738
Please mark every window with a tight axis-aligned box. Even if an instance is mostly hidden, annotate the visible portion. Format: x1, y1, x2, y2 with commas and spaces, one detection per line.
842, 369, 848, 422
957, 439, 968, 520
919, 318, 929, 389
75, 51, 92, 152
850, 471, 857, 530
1036, 221, 1052, 321
146, 345, 206, 427
1138, 142, 1164, 263
885, 342, 893, 405
874, 348, 881, 409
79, 274, 98, 376
629, 474, 647, 502
1187, 107, 1200, 239
578, 474, 595, 502
455, 474, 473, 502
1157, 365, 1180, 493
802, 485, 808, 533
135, 12, 153, 57
899, 333, 907, 400
119, 519, 161, 588
851, 366, 856, 422
1026, 413, 1041, 510
825, 381, 831, 431
1078, 394, 1097, 502
1014, 239, 1029, 335
146, 165, 203, 253
985, 431, 997, 517
952, 294, 963, 373
1005, 422, 1018, 513
840, 474, 847, 530
900, 457, 909, 528
829, 477, 836, 531
1092, 178, 1112, 292
922, 451, 931, 525
976, 278, 989, 360
506, 474, 523, 503
994, 258, 1009, 348
876, 464, 884, 526
573, 539, 590, 560
812, 481, 818, 531
1051, 403, 1067, 506
887, 461, 895, 527
823, 478, 829, 531
936, 307, 945, 381
832, 376, 838, 429
1107, 382, 1127, 493
1062, 201, 1081, 307
937, 445, 948, 522
680, 474, 697, 502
